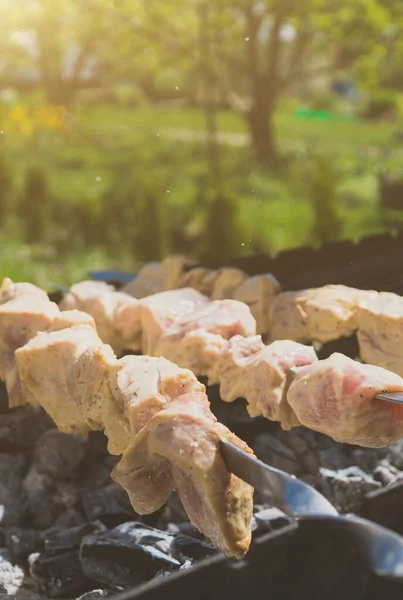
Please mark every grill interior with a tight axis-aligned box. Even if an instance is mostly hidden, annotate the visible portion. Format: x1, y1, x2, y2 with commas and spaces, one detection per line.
2, 231, 403, 600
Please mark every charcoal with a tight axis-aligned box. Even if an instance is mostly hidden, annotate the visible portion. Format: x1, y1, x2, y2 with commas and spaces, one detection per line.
373, 460, 401, 486
81, 484, 136, 528
386, 440, 403, 470
318, 466, 381, 513
6, 527, 43, 558
124, 523, 175, 554
23, 464, 54, 498
0, 407, 53, 452
53, 482, 80, 510
43, 523, 106, 553
77, 589, 115, 600
0, 549, 25, 595
154, 491, 188, 530
169, 534, 219, 562
83, 432, 109, 461
0, 382, 8, 413
253, 507, 292, 533
54, 508, 86, 529
34, 429, 85, 481
0, 500, 27, 528
27, 495, 63, 531
165, 522, 206, 541
79, 462, 112, 490
80, 523, 181, 588
21, 465, 61, 529
103, 455, 120, 470
317, 447, 349, 471
277, 429, 320, 475
251, 433, 300, 475
29, 550, 91, 598
0, 454, 30, 504
349, 448, 385, 473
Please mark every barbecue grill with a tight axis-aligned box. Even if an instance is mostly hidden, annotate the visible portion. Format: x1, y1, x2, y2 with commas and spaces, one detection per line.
3, 231, 403, 600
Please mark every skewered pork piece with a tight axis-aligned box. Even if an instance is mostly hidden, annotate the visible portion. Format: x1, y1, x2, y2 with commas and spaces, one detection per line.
180, 267, 217, 296
357, 292, 403, 377
122, 256, 188, 299
0, 276, 98, 408
120, 258, 280, 336
287, 352, 403, 447
0, 277, 49, 304
113, 391, 253, 558
61, 283, 209, 356
60, 280, 141, 355
57, 277, 403, 447
269, 285, 377, 344
139, 288, 209, 356
155, 329, 228, 385
0, 289, 254, 557
0, 283, 60, 408
217, 337, 318, 428
152, 299, 257, 371
208, 268, 247, 300
232, 274, 280, 336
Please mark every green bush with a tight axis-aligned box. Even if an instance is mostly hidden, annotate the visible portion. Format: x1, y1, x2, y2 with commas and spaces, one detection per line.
0, 154, 13, 223
200, 190, 243, 265
361, 90, 400, 120
310, 156, 342, 245
20, 165, 50, 243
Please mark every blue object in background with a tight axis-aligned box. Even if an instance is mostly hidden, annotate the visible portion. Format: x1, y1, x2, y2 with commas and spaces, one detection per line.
88, 270, 136, 285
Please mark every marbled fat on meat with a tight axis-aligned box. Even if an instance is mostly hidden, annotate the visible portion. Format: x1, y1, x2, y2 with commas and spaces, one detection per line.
269, 285, 376, 343
60, 280, 141, 355
112, 392, 254, 559
139, 288, 209, 356
357, 292, 403, 377
287, 352, 403, 447
218, 337, 317, 428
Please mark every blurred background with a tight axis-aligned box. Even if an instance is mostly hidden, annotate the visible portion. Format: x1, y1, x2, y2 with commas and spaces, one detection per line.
1, 0, 403, 286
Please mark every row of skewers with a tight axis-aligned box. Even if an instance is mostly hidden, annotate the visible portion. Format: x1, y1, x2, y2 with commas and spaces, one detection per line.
121, 256, 403, 378
2, 272, 403, 559
60, 276, 403, 448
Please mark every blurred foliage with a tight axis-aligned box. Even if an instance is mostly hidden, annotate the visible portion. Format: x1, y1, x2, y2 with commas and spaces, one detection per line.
0, 1, 403, 284
361, 90, 401, 120
201, 191, 243, 265
310, 156, 342, 245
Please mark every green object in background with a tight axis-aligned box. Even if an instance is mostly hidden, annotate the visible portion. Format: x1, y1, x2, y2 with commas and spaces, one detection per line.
295, 107, 356, 122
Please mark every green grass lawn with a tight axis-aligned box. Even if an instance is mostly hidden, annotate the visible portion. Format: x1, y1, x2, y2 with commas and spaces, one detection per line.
2, 101, 402, 285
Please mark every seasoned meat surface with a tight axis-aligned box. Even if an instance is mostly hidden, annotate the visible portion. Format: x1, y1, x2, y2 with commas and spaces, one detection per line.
270, 285, 376, 343
218, 337, 317, 428
154, 329, 229, 384
357, 292, 403, 376
209, 268, 247, 300
112, 391, 254, 558
233, 274, 280, 336
287, 352, 403, 447
15, 325, 100, 435
218, 335, 265, 403
152, 300, 256, 380
0, 277, 49, 304
0, 284, 60, 407
108, 354, 205, 453
140, 288, 209, 356
122, 257, 187, 298
61, 281, 141, 355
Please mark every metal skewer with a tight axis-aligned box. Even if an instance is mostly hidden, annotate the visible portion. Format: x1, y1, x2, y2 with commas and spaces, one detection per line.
375, 391, 403, 404
49, 284, 403, 406
286, 367, 403, 404
220, 439, 403, 580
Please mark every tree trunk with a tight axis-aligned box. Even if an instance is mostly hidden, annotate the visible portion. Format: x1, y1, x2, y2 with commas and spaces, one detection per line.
246, 100, 279, 168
